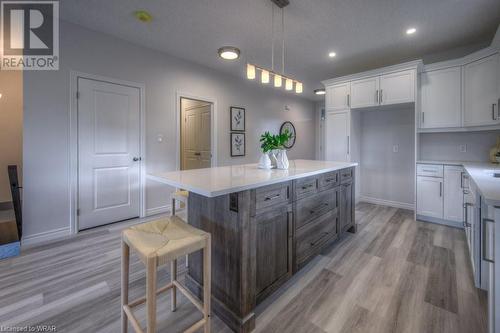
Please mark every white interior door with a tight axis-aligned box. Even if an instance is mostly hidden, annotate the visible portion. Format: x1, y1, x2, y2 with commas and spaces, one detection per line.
78, 78, 141, 230
182, 103, 212, 170
325, 111, 350, 162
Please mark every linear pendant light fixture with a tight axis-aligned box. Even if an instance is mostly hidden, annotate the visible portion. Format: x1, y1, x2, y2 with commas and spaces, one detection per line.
246, 0, 302, 94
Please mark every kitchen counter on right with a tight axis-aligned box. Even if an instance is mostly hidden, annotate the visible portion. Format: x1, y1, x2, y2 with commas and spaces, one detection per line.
418, 160, 500, 207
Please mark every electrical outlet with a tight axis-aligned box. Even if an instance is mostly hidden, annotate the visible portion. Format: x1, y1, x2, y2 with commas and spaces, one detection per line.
393, 144, 399, 153
459, 144, 467, 153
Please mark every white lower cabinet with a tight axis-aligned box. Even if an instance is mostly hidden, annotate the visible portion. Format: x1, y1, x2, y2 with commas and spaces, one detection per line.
444, 166, 465, 222
417, 163, 465, 224
417, 175, 443, 218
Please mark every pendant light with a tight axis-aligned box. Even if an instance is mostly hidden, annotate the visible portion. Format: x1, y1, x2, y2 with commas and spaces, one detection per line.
246, 0, 302, 94
247, 64, 256, 79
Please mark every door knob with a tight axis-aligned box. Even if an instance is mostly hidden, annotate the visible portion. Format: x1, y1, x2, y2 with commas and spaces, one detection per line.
133, 157, 141, 162
194, 152, 201, 156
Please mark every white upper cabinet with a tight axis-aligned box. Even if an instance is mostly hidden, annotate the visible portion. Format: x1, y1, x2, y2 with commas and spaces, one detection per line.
379, 70, 415, 105
464, 53, 500, 127
350, 76, 379, 108
325, 82, 350, 112
420, 67, 462, 129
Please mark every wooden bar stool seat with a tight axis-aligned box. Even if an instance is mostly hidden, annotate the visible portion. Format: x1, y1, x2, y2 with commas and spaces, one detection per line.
171, 190, 189, 216
121, 216, 211, 333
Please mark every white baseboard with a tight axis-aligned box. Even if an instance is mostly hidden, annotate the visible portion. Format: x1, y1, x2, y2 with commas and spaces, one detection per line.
359, 196, 415, 210
21, 227, 71, 248
146, 204, 171, 217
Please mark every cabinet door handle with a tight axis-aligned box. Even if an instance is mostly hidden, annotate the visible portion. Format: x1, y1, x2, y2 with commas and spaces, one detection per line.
309, 203, 329, 215
347, 136, 350, 155
375, 90, 379, 103
379, 89, 383, 104
460, 172, 464, 188
492, 104, 497, 120
482, 218, 494, 263
324, 177, 336, 183
347, 94, 350, 107
422, 112, 425, 124
264, 193, 281, 201
301, 183, 314, 190
439, 182, 442, 197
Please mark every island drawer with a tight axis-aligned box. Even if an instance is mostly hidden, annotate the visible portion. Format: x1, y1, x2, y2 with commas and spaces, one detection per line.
294, 176, 318, 200
253, 181, 291, 213
318, 171, 340, 190
340, 167, 353, 183
295, 210, 337, 265
295, 188, 338, 230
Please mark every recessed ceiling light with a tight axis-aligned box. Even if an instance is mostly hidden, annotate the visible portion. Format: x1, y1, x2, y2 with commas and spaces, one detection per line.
406, 28, 417, 35
328, 52, 337, 58
314, 88, 326, 95
134, 10, 152, 23
218, 46, 240, 60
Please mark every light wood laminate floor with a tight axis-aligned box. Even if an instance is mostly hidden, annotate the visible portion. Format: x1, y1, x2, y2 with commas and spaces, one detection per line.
0, 203, 487, 332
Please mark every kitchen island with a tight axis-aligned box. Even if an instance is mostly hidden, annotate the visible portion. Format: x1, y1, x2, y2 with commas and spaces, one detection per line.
148, 160, 357, 332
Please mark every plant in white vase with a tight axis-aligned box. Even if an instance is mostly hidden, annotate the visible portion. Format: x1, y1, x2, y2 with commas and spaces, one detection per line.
258, 132, 274, 169
274, 130, 291, 170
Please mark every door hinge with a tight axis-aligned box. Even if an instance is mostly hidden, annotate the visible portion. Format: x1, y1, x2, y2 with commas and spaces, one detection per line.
76, 91, 80, 99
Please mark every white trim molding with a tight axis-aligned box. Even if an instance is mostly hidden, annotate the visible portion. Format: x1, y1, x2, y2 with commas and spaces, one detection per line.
69, 71, 147, 235
175, 91, 218, 171
21, 227, 71, 248
359, 196, 415, 211
146, 204, 172, 217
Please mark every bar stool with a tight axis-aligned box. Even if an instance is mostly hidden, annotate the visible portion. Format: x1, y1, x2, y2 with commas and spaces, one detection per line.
171, 190, 189, 267
171, 190, 189, 217
121, 216, 211, 333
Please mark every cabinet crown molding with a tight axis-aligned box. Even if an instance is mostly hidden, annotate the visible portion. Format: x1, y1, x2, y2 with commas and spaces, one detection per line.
322, 59, 423, 87
422, 46, 499, 72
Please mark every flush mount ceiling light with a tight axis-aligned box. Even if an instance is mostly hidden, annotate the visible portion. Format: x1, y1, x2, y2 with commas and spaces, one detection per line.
406, 27, 417, 35
218, 46, 241, 60
134, 10, 153, 23
314, 88, 326, 95
328, 52, 336, 58
246, 0, 303, 94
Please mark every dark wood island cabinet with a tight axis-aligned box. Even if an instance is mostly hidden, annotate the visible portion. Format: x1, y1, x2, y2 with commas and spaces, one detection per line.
148, 160, 356, 332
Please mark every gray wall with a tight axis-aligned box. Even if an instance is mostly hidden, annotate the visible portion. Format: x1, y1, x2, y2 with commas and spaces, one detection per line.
23, 21, 315, 240
358, 107, 415, 206
419, 130, 500, 162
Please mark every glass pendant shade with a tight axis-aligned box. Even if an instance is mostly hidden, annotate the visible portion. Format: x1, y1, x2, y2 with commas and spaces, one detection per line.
261, 70, 270, 84
285, 78, 293, 90
295, 82, 303, 93
247, 64, 256, 80
274, 74, 282, 87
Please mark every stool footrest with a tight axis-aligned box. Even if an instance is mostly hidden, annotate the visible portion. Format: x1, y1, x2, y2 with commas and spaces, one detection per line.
128, 282, 174, 308
123, 305, 144, 333
173, 280, 204, 313
184, 318, 206, 333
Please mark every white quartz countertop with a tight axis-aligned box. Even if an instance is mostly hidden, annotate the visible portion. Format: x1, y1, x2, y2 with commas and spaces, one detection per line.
417, 160, 500, 206
148, 159, 358, 197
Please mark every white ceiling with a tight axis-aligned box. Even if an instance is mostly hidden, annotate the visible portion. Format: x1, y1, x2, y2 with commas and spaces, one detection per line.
60, 0, 500, 100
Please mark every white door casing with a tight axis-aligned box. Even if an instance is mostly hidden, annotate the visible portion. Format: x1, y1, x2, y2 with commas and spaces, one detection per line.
182, 103, 212, 170
77, 78, 141, 230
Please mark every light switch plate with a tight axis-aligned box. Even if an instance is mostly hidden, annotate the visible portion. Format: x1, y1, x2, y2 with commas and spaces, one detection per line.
459, 144, 467, 153
393, 145, 399, 153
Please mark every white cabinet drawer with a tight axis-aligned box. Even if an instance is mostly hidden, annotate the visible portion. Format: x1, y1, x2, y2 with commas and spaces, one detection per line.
417, 164, 443, 177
